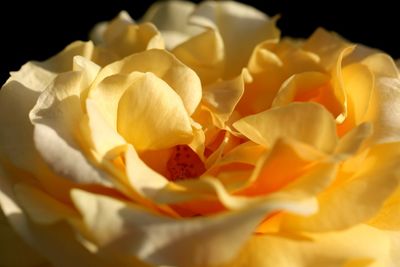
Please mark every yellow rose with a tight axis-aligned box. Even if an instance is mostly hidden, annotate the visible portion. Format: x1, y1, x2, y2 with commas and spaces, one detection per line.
1, 1, 400, 267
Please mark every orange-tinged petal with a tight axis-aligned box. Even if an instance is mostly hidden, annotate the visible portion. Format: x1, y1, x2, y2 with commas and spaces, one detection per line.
282, 142, 400, 232
368, 186, 400, 230
237, 40, 323, 115
239, 139, 325, 196
71, 188, 315, 267
233, 102, 338, 153
222, 224, 394, 267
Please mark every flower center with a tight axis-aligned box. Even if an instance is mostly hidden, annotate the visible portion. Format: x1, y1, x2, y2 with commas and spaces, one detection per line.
167, 145, 206, 181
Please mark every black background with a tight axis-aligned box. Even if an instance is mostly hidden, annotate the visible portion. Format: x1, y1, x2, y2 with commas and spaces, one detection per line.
0, 0, 398, 84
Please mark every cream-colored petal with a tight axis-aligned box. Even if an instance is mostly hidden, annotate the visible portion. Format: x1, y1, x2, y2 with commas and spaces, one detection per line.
117, 72, 193, 150
84, 99, 126, 159
14, 183, 78, 225
190, 1, 279, 78
202, 71, 246, 128
30, 72, 112, 186
91, 49, 202, 115
125, 146, 169, 199
365, 77, 400, 144
0, 167, 110, 267
172, 28, 224, 85
0, 206, 46, 267
223, 224, 394, 267
233, 102, 338, 153
90, 11, 133, 45
362, 53, 399, 78
99, 11, 164, 58
71, 188, 315, 267
38, 41, 97, 72
303, 28, 349, 71
141, 0, 203, 49
0, 81, 41, 174
361, 53, 400, 145
282, 142, 400, 232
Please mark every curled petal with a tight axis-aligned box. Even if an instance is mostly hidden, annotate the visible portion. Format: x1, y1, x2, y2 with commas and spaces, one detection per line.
233, 102, 338, 153
190, 1, 279, 78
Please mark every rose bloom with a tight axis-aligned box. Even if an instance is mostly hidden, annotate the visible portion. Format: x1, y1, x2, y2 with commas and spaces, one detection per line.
1, 1, 400, 267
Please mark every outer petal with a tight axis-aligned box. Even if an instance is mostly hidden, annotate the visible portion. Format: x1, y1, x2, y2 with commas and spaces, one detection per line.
30, 70, 113, 186
233, 102, 338, 153
0, 81, 41, 174
364, 77, 400, 144
190, 1, 279, 78
0, 166, 110, 267
141, 0, 203, 49
282, 142, 400, 232
90, 49, 202, 116
71, 189, 315, 267
95, 11, 164, 58
223, 224, 395, 267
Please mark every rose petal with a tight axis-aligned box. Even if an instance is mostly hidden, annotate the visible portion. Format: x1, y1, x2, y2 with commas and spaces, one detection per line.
369, 185, 400, 230
14, 183, 78, 225
125, 146, 169, 199
30, 71, 113, 186
71, 188, 315, 267
233, 102, 338, 153
0, 81, 41, 174
202, 71, 246, 128
84, 99, 126, 159
172, 29, 224, 85
238, 139, 327, 196
90, 49, 202, 116
190, 1, 279, 78
282, 142, 400, 232
335, 123, 373, 156
141, 0, 203, 49
0, 166, 111, 267
117, 72, 193, 150
98, 11, 164, 58
237, 40, 323, 115
365, 77, 400, 144
223, 224, 394, 267
303, 28, 349, 70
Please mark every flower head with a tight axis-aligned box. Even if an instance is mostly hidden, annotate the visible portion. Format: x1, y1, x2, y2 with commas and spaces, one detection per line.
1, 1, 400, 267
